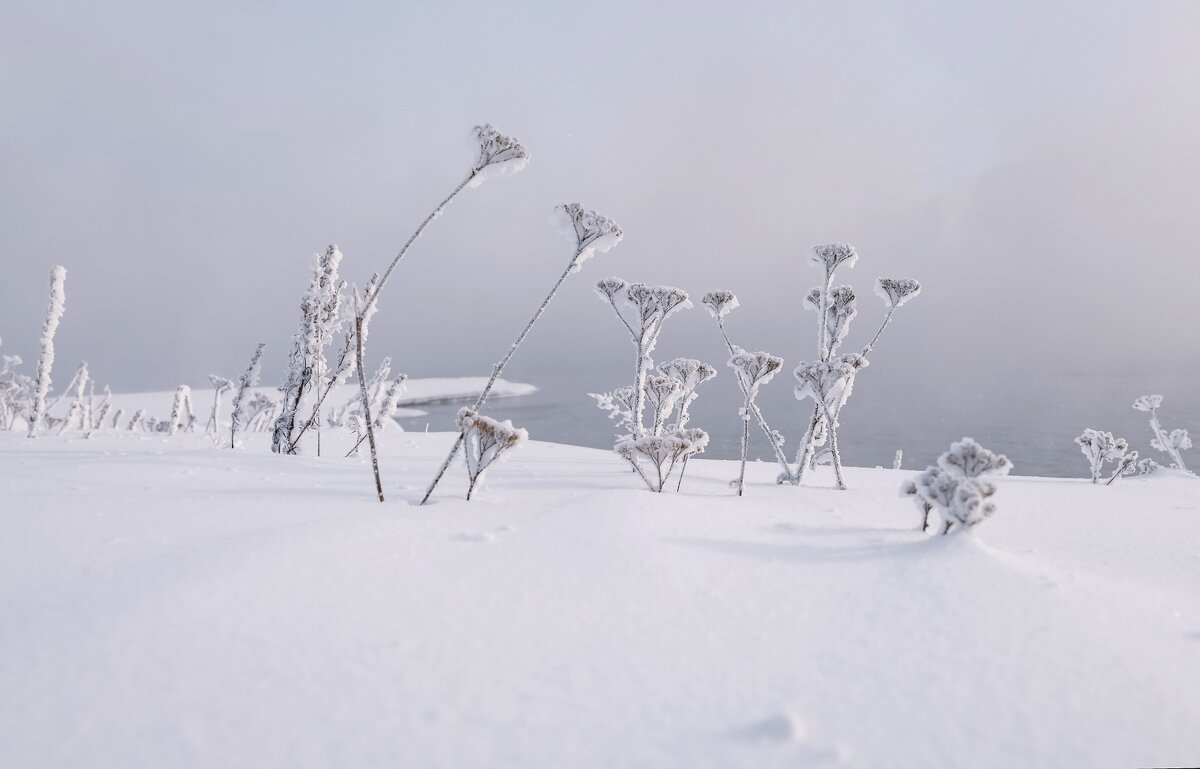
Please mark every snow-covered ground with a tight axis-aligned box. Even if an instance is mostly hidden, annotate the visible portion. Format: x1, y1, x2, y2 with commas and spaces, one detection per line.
2, 427, 1198, 769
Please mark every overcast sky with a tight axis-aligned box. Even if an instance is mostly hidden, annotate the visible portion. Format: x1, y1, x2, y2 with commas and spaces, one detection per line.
3, 0, 1199, 411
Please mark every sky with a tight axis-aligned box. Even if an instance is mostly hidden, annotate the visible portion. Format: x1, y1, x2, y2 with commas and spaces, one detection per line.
3, 1, 1199, 445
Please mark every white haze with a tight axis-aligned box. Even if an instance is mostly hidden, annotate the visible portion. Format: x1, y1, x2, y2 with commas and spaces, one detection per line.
3, 1, 1198, 448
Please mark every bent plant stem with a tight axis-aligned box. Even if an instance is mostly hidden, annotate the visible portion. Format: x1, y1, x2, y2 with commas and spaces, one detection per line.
675, 455, 690, 492
421, 247, 582, 505
367, 171, 477, 315
860, 307, 897, 358
355, 316, 384, 503
718, 317, 794, 481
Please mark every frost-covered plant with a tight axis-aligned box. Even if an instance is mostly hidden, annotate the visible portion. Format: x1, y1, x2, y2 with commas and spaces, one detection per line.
243, 392, 278, 433
57, 362, 89, 434
615, 433, 696, 493
351, 293, 384, 502
128, 408, 147, 431
422, 203, 622, 504
88, 385, 111, 437
592, 280, 693, 440
341, 363, 408, 457
901, 437, 1012, 535
729, 350, 783, 496
273, 245, 345, 455
457, 408, 528, 500
167, 385, 194, 436
1074, 429, 1134, 484
110, 407, 124, 431
793, 244, 921, 488
591, 280, 715, 493
1133, 395, 1191, 472
793, 354, 868, 490
28, 266, 67, 437
0, 345, 34, 430
700, 290, 792, 483
229, 342, 265, 448
206, 375, 234, 437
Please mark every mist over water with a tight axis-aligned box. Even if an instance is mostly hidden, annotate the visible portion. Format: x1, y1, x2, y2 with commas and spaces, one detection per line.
3, 2, 1198, 476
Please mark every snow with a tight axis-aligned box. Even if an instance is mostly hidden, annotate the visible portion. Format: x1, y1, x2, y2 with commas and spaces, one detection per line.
1, 428, 1197, 769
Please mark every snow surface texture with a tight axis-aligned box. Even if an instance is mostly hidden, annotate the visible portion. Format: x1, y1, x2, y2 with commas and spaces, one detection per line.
1, 430, 1198, 769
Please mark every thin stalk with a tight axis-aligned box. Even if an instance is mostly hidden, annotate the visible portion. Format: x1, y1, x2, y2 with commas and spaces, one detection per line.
421, 247, 582, 505
675, 455, 690, 492
825, 406, 846, 490
736, 403, 751, 496
355, 316, 384, 503
366, 171, 477, 315
717, 316, 794, 481
860, 307, 897, 357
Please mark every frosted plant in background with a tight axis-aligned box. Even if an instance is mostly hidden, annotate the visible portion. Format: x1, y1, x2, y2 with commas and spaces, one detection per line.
901, 437, 1012, 535
422, 203, 622, 504
0, 345, 34, 430
700, 289, 793, 483
591, 278, 714, 493
589, 385, 637, 437
229, 342, 266, 448
729, 350, 783, 496
350, 291, 384, 502
793, 354, 868, 490
893, 450, 903, 470
793, 243, 922, 488
88, 385, 112, 437
342, 366, 409, 457
1132, 395, 1191, 472
206, 375, 234, 437
128, 409, 147, 431
57, 362, 90, 435
804, 286, 857, 359
457, 408, 528, 501
272, 245, 345, 455
1074, 429, 1133, 484
109, 407, 124, 431
243, 393, 279, 433
167, 385, 194, 436
28, 266, 67, 437
657, 358, 716, 432
592, 279, 693, 440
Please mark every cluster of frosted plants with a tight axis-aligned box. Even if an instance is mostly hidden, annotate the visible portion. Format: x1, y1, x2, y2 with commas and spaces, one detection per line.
701, 245, 920, 492
1133, 395, 1192, 472
1074, 429, 1138, 485
901, 438, 1012, 534
591, 279, 716, 492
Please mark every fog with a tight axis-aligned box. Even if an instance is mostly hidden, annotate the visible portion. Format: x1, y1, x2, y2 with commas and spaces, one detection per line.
4, 1, 1198, 438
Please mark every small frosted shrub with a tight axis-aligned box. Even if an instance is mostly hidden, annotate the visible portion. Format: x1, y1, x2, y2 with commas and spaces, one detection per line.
1075, 429, 1137, 485
901, 437, 1012, 535
592, 278, 715, 492
793, 354, 868, 490
206, 375, 234, 437
457, 408, 528, 500
1133, 395, 1191, 472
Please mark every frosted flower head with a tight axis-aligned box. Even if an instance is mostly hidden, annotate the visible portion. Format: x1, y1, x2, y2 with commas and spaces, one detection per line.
729, 350, 784, 389
468, 123, 529, 186
659, 357, 717, 388
793, 356, 865, 409
1152, 428, 1192, 454
810, 243, 858, 275
937, 437, 1012, 479
555, 203, 624, 267
1132, 394, 1163, 412
874, 278, 922, 308
651, 286, 692, 318
702, 290, 740, 320
594, 277, 628, 303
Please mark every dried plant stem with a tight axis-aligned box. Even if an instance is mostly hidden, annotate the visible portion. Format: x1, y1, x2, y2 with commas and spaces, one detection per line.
421, 248, 580, 505
355, 316, 384, 503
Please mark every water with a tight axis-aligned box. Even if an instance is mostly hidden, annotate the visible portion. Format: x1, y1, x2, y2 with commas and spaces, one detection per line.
398, 369, 1198, 478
